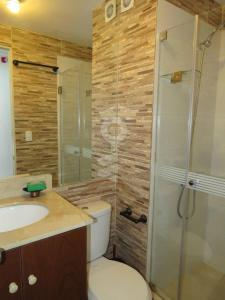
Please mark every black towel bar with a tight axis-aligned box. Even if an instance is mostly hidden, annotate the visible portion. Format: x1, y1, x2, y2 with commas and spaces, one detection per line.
120, 208, 147, 224
13, 60, 59, 73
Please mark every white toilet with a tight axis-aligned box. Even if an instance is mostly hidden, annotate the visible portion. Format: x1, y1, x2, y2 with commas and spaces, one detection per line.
79, 201, 152, 300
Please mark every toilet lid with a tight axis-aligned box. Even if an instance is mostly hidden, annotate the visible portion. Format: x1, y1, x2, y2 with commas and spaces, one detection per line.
88, 257, 152, 300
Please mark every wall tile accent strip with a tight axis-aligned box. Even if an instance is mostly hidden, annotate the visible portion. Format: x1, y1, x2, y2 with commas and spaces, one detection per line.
0, 25, 92, 186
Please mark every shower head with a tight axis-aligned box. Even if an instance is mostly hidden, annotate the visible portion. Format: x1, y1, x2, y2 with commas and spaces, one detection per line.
200, 21, 225, 49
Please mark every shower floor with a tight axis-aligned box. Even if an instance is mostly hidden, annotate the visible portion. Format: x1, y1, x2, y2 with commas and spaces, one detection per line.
165, 263, 225, 300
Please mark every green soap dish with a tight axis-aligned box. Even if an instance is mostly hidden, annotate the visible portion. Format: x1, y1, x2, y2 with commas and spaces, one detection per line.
23, 181, 47, 198
27, 181, 47, 192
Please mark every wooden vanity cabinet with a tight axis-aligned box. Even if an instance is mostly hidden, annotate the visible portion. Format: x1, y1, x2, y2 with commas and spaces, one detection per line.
0, 227, 87, 300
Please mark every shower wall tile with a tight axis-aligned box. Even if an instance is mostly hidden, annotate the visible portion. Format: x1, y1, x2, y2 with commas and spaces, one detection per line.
0, 25, 92, 186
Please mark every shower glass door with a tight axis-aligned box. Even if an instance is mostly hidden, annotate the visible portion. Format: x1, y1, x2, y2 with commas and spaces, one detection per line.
151, 13, 225, 300
180, 18, 225, 300
150, 17, 199, 300
60, 68, 81, 184
59, 64, 92, 185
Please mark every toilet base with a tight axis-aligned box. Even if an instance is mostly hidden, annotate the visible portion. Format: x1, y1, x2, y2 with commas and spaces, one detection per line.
88, 257, 152, 300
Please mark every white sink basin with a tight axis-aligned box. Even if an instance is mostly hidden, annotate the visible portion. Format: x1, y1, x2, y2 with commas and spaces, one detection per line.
0, 204, 49, 233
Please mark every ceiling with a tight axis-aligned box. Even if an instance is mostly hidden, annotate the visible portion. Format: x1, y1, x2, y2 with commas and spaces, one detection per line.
0, 0, 102, 47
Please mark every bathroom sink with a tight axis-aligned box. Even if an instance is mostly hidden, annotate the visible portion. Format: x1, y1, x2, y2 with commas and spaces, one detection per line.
0, 204, 49, 233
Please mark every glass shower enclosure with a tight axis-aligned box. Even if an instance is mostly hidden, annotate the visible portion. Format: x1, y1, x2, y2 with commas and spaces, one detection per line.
59, 62, 92, 185
150, 15, 225, 300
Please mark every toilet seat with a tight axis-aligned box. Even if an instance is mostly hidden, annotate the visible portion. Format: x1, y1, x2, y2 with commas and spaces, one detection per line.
88, 257, 152, 300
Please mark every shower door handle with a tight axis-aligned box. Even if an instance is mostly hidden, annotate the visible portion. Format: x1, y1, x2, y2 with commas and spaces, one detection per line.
177, 184, 196, 220
188, 179, 198, 187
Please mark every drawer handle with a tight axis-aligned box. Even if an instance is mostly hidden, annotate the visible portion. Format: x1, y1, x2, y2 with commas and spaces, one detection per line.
9, 282, 19, 294
28, 274, 38, 286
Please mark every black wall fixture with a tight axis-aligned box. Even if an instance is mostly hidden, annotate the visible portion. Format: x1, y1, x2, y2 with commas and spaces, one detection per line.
13, 60, 59, 73
120, 208, 147, 224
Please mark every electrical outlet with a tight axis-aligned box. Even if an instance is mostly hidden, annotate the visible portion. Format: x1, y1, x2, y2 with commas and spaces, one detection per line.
25, 131, 32, 142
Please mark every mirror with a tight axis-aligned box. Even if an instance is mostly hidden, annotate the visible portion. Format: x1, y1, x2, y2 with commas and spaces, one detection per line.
0, 0, 116, 187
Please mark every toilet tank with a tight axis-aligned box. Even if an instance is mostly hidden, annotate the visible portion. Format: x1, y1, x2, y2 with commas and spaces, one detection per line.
79, 201, 111, 262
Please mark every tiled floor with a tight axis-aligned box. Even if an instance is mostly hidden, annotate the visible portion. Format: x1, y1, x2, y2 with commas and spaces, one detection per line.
165, 263, 225, 300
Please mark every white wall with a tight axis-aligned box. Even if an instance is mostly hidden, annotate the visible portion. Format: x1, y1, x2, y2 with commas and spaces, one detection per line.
0, 48, 14, 178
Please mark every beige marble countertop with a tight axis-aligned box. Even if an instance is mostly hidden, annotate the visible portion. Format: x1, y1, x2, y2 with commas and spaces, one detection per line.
0, 191, 93, 251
